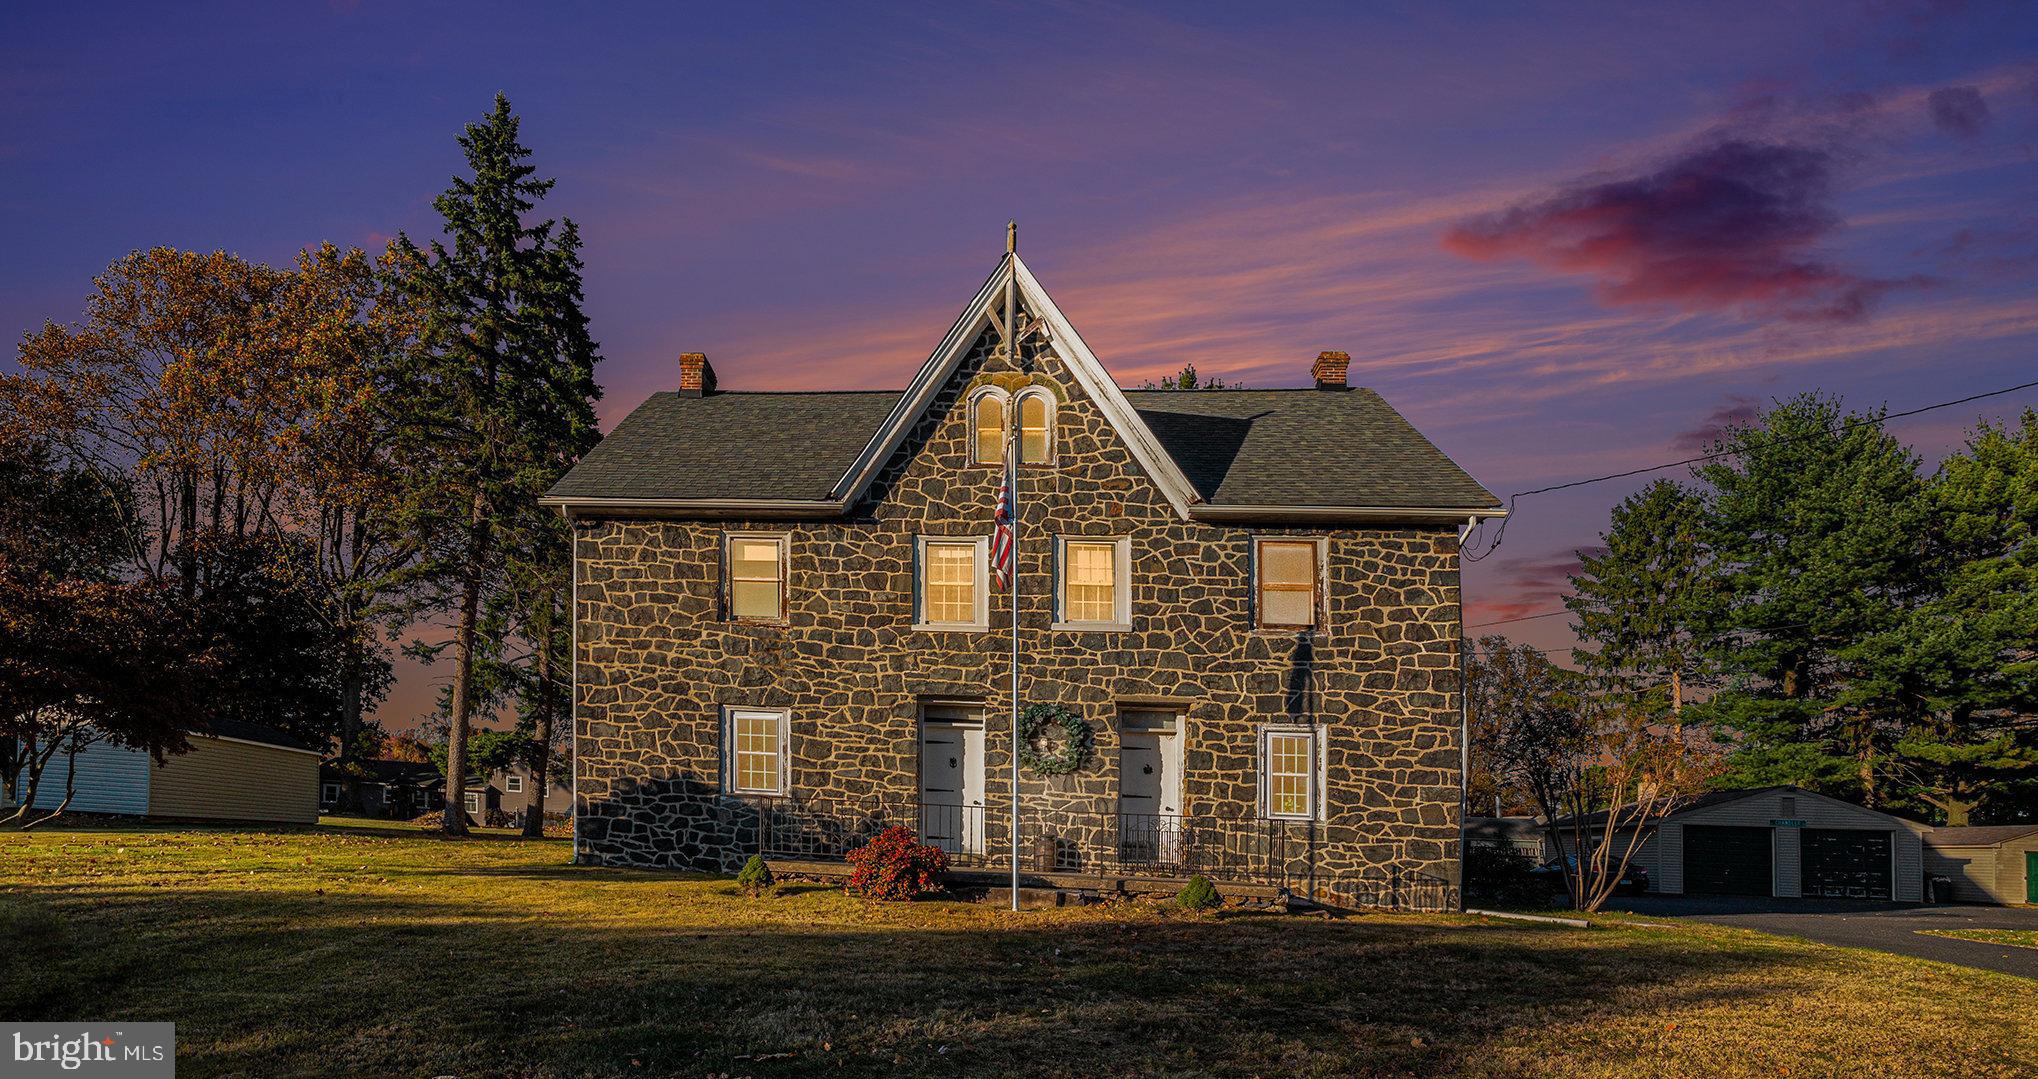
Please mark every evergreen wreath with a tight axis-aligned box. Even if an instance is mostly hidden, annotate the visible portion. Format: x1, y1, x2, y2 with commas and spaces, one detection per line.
1018, 703, 1093, 776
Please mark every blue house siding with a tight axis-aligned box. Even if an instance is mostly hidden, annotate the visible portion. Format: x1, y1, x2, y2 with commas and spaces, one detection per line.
8, 738, 150, 815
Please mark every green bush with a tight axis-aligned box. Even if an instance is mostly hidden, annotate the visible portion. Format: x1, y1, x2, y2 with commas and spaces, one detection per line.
736, 854, 775, 897
1175, 875, 1220, 910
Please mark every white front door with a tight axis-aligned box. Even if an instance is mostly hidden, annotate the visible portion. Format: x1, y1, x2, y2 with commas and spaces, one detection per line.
919, 720, 985, 855
1119, 724, 1183, 863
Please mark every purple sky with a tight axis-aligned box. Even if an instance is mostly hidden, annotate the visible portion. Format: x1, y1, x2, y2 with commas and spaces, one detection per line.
6, 2, 2037, 731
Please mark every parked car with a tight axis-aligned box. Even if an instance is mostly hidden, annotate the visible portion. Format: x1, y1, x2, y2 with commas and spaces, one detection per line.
1528, 856, 1649, 898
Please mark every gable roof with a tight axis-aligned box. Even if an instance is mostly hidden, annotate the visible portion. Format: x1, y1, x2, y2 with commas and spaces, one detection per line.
543, 252, 1501, 523
195, 718, 319, 754
544, 392, 900, 504
1128, 388, 1499, 511
1922, 824, 2038, 846
826, 253, 1205, 518
1562, 785, 1924, 829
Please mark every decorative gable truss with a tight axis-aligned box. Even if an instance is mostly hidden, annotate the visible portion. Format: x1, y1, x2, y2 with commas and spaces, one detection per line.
827, 253, 1203, 518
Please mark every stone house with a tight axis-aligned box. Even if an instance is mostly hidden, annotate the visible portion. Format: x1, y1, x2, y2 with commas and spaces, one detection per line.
543, 250, 1501, 907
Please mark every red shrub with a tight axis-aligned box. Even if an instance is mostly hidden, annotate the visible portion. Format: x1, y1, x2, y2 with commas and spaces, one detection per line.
845, 826, 948, 901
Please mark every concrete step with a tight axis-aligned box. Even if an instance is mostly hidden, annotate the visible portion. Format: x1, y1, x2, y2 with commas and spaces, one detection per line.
980, 885, 1082, 909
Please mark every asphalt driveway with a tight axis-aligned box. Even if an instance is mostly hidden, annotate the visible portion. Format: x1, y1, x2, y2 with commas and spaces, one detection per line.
1606, 896, 2038, 979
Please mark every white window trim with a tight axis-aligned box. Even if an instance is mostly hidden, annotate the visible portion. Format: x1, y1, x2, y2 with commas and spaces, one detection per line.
321, 783, 340, 803
1251, 536, 1330, 632
722, 705, 792, 796
912, 535, 991, 632
723, 531, 791, 622
463, 791, 481, 814
1258, 724, 1326, 821
1014, 387, 1057, 465
504, 773, 524, 794
1052, 534, 1133, 631
968, 386, 1009, 466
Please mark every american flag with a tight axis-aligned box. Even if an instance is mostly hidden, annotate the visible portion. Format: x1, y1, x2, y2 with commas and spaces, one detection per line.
991, 465, 1014, 590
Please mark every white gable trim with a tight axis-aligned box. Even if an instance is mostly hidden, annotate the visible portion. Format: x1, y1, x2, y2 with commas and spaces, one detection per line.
1010, 255, 1200, 518
829, 254, 1202, 519
826, 262, 1006, 504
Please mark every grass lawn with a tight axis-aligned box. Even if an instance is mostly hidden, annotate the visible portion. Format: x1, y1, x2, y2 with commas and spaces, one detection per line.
2, 822, 2033, 1078
1922, 928, 2038, 950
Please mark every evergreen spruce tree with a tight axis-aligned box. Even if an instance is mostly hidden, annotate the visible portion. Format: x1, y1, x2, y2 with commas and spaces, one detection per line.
1871, 410, 2038, 823
1566, 479, 1717, 723
1694, 393, 1929, 806
392, 95, 600, 835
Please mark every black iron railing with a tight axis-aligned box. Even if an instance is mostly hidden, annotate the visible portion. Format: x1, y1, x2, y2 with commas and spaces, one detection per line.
741, 794, 1457, 912
1289, 869, 1460, 913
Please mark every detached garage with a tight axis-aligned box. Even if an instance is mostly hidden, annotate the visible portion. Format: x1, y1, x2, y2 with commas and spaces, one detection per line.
1648, 786, 1924, 903
1921, 826, 2038, 906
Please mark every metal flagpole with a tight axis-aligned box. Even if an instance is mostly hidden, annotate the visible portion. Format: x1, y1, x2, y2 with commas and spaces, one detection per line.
1005, 221, 1021, 913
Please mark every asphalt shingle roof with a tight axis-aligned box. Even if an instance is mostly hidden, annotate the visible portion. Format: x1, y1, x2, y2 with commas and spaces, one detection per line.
548, 386, 1498, 511
1124, 388, 1498, 508
198, 718, 318, 752
548, 392, 902, 502
1924, 825, 2038, 846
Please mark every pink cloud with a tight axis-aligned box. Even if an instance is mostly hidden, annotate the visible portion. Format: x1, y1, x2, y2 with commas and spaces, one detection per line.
1670, 394, 1762, 454
1443, 139, 1925, 322
1927, 85, 1990, 139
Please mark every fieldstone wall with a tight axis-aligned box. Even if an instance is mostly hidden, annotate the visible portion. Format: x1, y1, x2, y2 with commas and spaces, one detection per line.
572, 316, 1465, 894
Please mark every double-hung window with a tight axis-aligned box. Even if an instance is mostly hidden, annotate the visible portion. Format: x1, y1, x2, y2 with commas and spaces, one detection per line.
504, 774, 524, 795
724, 707, 790, 796
726, 533, 788, 621
1054, 536, 1132, 630
1259, 725, 1320, 820
1255, 538, 1322, 630
915, 536, 990, 631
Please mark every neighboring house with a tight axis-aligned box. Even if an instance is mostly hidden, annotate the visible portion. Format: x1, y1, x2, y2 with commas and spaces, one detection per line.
324, 759, 569, 824
6, 719, 319, 825
320, 759, 444, 819
1918, 825, 2038, 906
1557, 785, 1925, 903
1465, 816, 1550, 860
542, 248, 1502, 907
459, 764, 573, 824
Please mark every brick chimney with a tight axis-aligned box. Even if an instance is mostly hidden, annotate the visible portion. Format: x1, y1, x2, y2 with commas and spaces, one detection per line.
1311, 350, 1350, 391
677, 352, 717, 397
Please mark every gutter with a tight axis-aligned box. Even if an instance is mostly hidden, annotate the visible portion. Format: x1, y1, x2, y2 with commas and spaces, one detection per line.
542, 496, 1511, 526
1188, 503, 1509, 525
537, 495, 846, 519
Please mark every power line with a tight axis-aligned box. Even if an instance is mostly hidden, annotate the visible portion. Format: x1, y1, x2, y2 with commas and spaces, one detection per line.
1466, 608, 1576, 629
1463, 375, 2038, 563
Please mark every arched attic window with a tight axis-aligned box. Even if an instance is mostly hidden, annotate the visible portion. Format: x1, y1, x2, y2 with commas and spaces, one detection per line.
1017, 389, 1054, 464
971, 388, 1007, 465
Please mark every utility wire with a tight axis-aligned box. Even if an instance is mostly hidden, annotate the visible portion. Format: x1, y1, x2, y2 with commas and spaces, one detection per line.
1462, 375, 2038, 563
1466, 608, 1578, 629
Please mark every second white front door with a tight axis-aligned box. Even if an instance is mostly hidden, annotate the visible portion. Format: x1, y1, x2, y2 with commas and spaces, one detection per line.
1119, 720, 1184, 863
919, 718, 985, 855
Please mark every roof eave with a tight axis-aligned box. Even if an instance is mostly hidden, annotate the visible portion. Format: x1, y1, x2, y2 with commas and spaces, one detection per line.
539, 495, 847, 520
1188, 503, 1508, 525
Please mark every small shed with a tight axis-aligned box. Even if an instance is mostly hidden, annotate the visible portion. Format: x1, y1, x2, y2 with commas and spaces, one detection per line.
7, 720, 320, 825
1920, 825, 2038, 906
